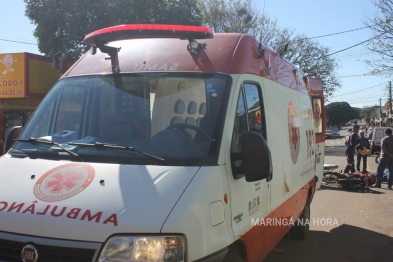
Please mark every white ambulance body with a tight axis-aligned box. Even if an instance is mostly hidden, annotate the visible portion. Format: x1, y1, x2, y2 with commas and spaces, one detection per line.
0, 25, 326, 262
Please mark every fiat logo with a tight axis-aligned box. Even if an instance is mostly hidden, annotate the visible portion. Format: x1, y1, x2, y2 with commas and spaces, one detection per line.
21, 244, 38, 262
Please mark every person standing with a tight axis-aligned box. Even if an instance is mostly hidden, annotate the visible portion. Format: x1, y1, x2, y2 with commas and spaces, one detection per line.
356, 130, 370, 173
374, 128, 393, 189
344, 125, 361, 174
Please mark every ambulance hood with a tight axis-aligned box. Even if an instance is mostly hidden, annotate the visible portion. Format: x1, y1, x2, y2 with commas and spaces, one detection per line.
0, 157, 199, 242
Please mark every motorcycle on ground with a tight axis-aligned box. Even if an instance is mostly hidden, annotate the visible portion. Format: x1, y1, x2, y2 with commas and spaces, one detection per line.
323, 164, 376, 190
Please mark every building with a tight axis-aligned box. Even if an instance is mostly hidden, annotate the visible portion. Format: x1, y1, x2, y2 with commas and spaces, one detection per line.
0, 52, 60, 153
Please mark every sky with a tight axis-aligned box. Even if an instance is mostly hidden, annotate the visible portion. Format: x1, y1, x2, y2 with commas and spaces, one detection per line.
259, 0, 387, 109
0, 0, 388, 109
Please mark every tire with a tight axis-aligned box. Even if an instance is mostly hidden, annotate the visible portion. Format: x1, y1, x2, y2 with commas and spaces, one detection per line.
323, 171, 337, 183
290, 203, 310, 240
375, 153, 380, 164
223, 252, 245, 262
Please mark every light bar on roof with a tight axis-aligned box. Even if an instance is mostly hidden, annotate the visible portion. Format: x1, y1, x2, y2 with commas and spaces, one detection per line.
83, 24, 213, 46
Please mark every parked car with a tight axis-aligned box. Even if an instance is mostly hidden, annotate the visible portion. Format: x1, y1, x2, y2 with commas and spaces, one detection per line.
331, 127, 340, 136
370, 127, 391, 154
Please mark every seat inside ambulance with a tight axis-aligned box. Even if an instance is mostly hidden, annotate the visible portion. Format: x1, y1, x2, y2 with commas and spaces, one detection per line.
149, 78, 212, 157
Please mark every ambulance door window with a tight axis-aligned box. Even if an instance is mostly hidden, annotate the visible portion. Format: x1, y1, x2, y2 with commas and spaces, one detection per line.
231, 87, 248, 154
231, 83, 266, 178
244, 83, 265, 139
312, 97, 323, 134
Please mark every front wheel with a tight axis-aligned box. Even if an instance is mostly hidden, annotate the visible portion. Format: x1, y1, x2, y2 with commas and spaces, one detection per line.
375, 153, 380, 164
290, 203, 310, 240
323, 171, 337, 183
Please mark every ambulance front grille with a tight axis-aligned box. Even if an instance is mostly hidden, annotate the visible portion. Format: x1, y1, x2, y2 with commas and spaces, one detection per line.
0, 238, 96, 262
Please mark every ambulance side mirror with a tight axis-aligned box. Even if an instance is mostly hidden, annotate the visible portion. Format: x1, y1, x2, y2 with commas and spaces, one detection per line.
5, 126, 22, 153
240, 131, 272, 182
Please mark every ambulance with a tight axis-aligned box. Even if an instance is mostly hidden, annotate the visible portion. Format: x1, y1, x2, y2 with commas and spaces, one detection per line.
0, 24, 326, 262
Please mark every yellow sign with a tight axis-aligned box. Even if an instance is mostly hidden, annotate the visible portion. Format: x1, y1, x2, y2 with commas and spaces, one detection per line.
29, 57, 60, 94
0, 98, 41, 110
0, 53, 25, 98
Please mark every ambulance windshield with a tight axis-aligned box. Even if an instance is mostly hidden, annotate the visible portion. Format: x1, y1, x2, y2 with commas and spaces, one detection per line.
13, 73, 231, 165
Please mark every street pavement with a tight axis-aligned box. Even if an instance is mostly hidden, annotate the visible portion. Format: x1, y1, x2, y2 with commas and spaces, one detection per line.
264, 125, 393, 262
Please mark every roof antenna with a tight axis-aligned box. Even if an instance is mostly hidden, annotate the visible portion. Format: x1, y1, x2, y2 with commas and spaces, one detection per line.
278, 42, 291, 57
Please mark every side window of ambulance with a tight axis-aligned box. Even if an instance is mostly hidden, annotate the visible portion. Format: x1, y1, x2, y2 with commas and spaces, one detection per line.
244, 83, 264, 137
231, 83, 265, 177
231, 87, 248, 153
312, 97, 322, 134
231, 83, 265, 153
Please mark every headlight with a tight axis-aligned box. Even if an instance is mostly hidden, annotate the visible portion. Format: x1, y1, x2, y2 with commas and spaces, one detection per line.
98, 235, 185, 262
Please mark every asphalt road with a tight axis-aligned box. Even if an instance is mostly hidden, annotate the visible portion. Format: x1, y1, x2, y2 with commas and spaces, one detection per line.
263, 125, 393, 262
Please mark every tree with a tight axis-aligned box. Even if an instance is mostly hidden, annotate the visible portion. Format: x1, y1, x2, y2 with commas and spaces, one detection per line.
363, 0, 393, 76
361, 106, 379, 125
200, 0, 259, 33
201, 0, 341, 100
24, 0, 203, 59
325, 102, 360, 126
264, 29, 341, 100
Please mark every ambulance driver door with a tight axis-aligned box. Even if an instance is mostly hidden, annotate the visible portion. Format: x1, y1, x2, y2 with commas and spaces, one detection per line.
227, 76, 271, 237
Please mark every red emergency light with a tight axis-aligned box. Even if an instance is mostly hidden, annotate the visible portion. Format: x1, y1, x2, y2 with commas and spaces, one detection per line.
83, 24, 213, 46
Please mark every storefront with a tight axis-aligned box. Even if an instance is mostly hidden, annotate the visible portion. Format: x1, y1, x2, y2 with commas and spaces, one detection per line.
0, 52, 60, 154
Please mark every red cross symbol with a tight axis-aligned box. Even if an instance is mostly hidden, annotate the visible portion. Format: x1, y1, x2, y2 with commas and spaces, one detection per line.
46, 168, 83, 193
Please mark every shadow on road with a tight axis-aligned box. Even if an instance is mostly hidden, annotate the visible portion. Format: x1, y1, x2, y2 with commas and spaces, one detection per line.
320, 184, 386, 195
325, 145, 345, 157
264, 224, 393, 262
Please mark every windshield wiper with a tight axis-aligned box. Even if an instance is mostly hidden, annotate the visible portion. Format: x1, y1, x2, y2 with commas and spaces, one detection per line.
68, 142, 169, 165
15, 137, 83, 162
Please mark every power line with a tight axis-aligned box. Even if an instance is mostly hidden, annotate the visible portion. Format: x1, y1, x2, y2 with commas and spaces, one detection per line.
0, 35, 37, 41
302, 21, 386, 41
329, 82, 385, 98
326, 32, 386, 56
331, 94, 384, 100
330, 95, 383, 100
0, 38, 37, 45
335, 50, 377, 57
0, 44, 37, 48
332, 96, 384, 101
337, 74, 372, 78
305, 25, 371, 40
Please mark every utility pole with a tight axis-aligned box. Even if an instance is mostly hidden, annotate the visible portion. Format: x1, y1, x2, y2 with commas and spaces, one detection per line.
389, 81, 392, 125
380, 98, 382, 127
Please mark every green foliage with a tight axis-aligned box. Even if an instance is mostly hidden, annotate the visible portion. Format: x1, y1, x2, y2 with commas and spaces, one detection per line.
360, 106, 379, 125
201, 0, 341, 99
325, 102, 360, 126
24, 0, 203, 59
364, 0, 393, 77
200, 0, 259, 33
364, 114, 371, 125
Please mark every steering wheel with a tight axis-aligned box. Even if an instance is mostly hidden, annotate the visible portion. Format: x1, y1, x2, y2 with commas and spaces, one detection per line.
166, 123, 211, 141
